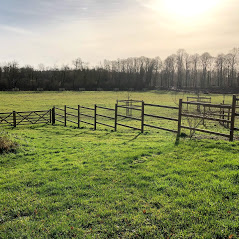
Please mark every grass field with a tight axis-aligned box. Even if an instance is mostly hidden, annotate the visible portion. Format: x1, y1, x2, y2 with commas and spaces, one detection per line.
0, 91, 239, 238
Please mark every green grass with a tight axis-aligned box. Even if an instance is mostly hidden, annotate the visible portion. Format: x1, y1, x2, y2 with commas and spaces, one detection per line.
0, 91, 239, 238
0, 90, 234, 111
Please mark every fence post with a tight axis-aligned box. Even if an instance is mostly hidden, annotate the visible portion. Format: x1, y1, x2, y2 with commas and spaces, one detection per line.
222, 100, 225, 127
49, 109, 52, 123
64, 105, 67, 127
220, 101, 223, 127
78, 105, 80, 128
114, 103, 118, 131
13, 111, 16, 127
126, 100, 129, 116
177, 99, 182, 138
51, 106, 56, 125
94, 104, 97, 130
227, 108, 230, 128
229, 95, 236, 141
130, 99, 132, 116
141, 101, 144, 133
203, 105, 205, 125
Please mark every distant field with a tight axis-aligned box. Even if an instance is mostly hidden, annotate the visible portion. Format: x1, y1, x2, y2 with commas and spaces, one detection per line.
0, 91, 239, 238
0, 90, 234, 111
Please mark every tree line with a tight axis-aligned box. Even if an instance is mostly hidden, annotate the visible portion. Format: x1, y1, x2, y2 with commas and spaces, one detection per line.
0, 48, 238, 92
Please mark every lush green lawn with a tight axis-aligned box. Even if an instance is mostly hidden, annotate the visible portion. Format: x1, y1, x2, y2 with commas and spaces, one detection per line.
0, 91, 239, 238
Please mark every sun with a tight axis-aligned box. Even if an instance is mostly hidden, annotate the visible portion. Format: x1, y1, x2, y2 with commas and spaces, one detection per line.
152, 0, 220, 18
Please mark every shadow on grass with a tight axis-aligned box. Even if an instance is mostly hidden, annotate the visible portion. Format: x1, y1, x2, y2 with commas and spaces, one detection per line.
127, 133, 142, 143
175, 133, 188, 146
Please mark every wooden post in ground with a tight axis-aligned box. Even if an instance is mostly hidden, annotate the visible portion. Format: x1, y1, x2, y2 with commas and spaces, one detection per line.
177, 99, 183, 138
94, 104, 97, 130
78, 105, 80, 128
126, 100, 129, 116
114, 104, 118, 131
52, 107, 55, 125
49, 109, 52, 123
64, 105, 67, 127
13, 111, 16, 127
222, 100, 225, 127
219, 104, 222, 126
141, 101, 144, 133
229, 95, 236, 141
227, 108, 230, 128
130, 99, 132, 116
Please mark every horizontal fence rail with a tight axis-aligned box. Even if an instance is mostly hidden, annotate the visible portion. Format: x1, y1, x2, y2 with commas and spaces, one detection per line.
117, 99, 143, 103
117, 122, 140, 131
144, 103, 179, 110
144, 113, 178, 122
182, 101, 232, 109
143, 123, 178, 133
181, 126, 230, 138
66, 106, 78, 111
80, 106, 94, 111
97, 106, 115, 111
117, 105, 142, 111
187, 96, 211, 100
181, 113, 231, 123
117, 114, 141, 121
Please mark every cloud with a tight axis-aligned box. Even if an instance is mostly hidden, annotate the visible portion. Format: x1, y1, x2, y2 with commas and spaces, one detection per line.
0, 0, 134, 29
0, 0, 238, 67
0, 24, 32, 35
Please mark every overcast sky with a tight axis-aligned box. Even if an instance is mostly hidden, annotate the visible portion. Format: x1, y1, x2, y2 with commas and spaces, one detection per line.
0, 0, 238, 68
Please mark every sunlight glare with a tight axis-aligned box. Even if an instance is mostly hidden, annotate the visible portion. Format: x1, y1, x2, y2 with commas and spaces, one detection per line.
155, 0, 220, 18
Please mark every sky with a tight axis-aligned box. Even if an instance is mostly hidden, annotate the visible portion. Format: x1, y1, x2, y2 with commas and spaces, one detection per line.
0, 0, 238, 68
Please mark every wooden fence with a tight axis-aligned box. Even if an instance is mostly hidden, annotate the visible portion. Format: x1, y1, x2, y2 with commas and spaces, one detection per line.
53, 102, 179, 134
0, 110, 51, 127
1, 95, 239, 141
179, 95, 239, 141
51, 95, 239, 141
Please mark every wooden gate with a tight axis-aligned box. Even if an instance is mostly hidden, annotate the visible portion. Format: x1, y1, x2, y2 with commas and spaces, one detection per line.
0, 110, 51, 127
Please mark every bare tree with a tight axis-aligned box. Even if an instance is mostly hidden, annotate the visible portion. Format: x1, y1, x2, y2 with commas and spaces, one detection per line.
190, 53, 200, 88
225, 48, 238, 87
60, 65, 69, 88
6, 61, 19, 88
152, 57, 162, 87
176, 49, 187, 89
72, 58, 83, 70
184, 52, 190, 88
164, 54, 177, 88
200, 52, 212, 88
215, 54, 226, 87
38, 63, 45, 72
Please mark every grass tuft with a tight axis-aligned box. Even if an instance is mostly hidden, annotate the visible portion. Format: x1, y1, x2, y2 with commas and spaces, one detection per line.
0, 132, 18, 154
